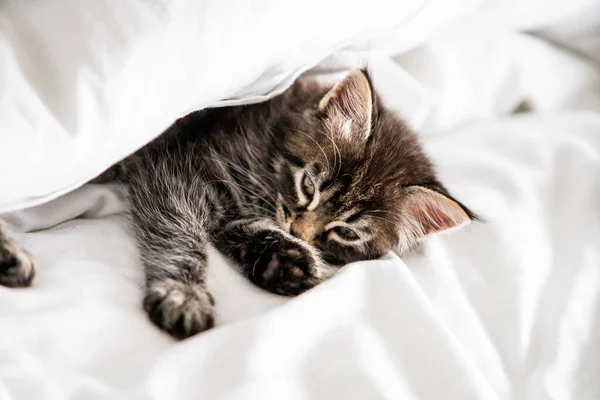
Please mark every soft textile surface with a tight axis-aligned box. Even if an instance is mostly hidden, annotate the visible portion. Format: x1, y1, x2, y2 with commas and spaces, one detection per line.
2, 2, 600, 400
0, 0, 478, 213
3, 114, 600, 400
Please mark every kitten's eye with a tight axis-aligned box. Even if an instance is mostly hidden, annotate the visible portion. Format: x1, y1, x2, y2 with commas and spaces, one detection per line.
301, 173, 315, 198
332, 226, 359, 241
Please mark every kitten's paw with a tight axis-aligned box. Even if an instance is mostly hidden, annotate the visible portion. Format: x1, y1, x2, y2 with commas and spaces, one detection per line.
257, 240, 322, 296
143, 280, 215, 340
0, 243, 35, 288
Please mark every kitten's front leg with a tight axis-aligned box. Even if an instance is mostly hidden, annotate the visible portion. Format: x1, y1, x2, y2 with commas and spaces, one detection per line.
128, 180, 215, 340
0, 218, 35, 288
215, 219, 331, 296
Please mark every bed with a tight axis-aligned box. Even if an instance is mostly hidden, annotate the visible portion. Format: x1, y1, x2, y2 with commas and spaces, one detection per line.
1, 1, 599, 399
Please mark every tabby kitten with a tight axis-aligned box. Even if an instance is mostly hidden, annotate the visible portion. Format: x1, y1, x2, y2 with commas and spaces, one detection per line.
0, 70, 475, 339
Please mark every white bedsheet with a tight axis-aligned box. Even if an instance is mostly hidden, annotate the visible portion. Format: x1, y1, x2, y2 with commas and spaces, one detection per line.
2, 4, 600, 400
4, 113, 599, 400
0, 0, 475, 214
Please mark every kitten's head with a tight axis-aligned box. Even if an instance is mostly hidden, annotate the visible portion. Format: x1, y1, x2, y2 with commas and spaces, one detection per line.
272, 70, 475, 265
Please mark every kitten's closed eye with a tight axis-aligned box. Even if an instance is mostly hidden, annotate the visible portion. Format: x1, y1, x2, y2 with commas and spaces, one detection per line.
330, 226, 359, 241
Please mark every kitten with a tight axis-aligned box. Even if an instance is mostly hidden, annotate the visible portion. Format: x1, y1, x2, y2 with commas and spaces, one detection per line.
0, 70, 475, 339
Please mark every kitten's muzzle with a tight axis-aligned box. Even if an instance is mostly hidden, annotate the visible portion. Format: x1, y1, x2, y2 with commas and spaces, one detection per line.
290, 213, 320, 243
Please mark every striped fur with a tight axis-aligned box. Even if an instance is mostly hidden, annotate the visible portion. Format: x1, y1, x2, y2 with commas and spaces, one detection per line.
0, 70, 475, 339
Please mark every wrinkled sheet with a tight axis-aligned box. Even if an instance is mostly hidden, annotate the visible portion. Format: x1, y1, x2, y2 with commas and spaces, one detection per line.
0, 0, 476, 213
2, 3, 600, 400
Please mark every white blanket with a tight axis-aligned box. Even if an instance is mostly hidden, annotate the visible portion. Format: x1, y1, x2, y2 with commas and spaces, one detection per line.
2, 3, 600, 400
0, 0, 471, 213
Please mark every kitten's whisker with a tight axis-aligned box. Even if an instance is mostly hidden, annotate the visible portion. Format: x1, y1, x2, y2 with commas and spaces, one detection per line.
363, 214, 400, 246
236, 203, 275, 217
200, 156, 277, 205
237, 141, 279, 192
285, 127, 330, 170
317, 128, 342, 181
364, 214, 397, 226
203, 179, 275, 212
216, 156, 276, 204
365, 210, 405, 220
202, 177, 272, 206
369, 223, 393, 249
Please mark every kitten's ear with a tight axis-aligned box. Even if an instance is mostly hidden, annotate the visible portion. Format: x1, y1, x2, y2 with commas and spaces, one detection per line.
399, 186, 473, 247
318, 70, 373, 142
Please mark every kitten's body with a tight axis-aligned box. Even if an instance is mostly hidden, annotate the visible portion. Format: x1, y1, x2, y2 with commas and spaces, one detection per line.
0, 71, 475, 339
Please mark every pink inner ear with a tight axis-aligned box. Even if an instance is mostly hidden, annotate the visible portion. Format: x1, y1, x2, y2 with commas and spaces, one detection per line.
404, 187, 471, 238
412, 204, 455, 235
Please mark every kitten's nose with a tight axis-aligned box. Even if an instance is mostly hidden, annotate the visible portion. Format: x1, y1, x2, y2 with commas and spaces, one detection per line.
290, 225, 305, 241
290, 215, 318, 243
